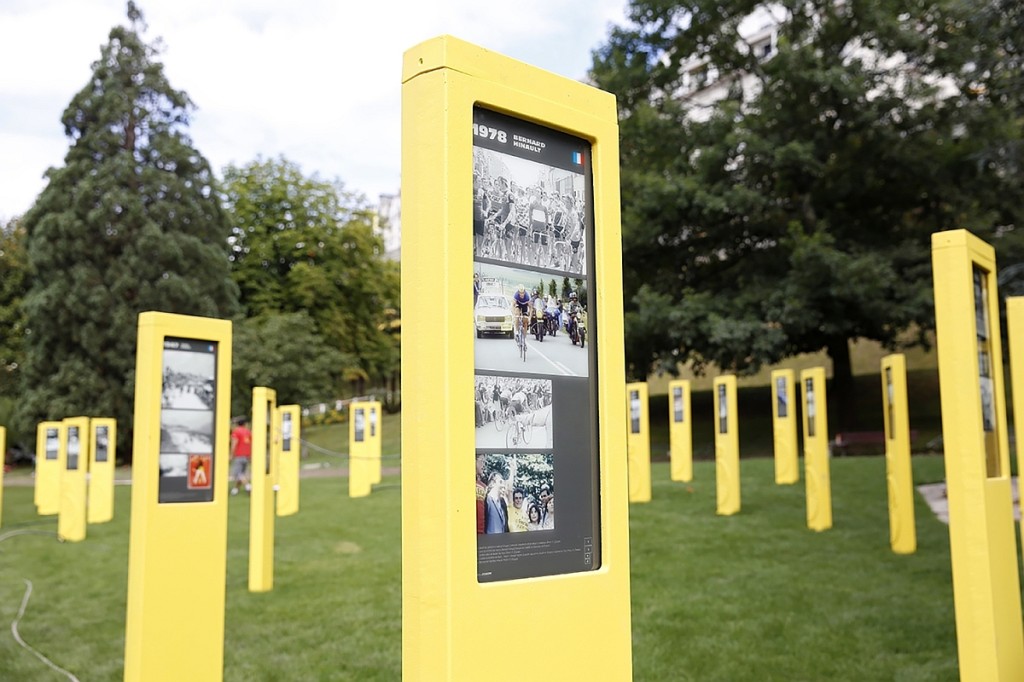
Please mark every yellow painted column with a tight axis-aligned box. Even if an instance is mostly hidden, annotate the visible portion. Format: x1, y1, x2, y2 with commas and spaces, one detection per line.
123, 313, 231, 682
402, 35, 632, 681
771, 369, 799, 484
714, 375, 740, 515
934, 230, 1024, 681
58, 416, 89, 542
88, 418, 117, 524
881, 354, 916, 554
626, 382, 651, 503
1008, 297, 1024, 554
276, 404, 301, 517
668, 380, 692, 482
249, 386, 277, 592
349, 402, 372, 498
35, 421, 63, 515
801, 368, 832, 531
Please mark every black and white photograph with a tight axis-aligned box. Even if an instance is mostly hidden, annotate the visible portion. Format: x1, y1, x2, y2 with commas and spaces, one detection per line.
974, 267, 989, 341
718, 384, 728, 434
473, 146, 588, 276
475, 375, 553, 449
282, 412, 293, 451
980, 374, 996, 433
630, 390, 641, 434
475, 452, 555, 534
673, 386, 685, 424
776, 377, 788, 419
805, 378, 817, 437
162, 347, 216, 410
45, 428, 59, 460
354, 408, 365, 443
474, 262, 589, 377
67, 426, 80, 470
95, 425, 110, 463
370, 408, 378, 438
885, 368, 895, 439
159, 409, 214, 474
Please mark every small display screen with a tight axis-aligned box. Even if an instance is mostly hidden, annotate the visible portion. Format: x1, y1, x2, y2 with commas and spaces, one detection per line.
885, 367, 895, 441
45, 428, 59, 460
630, 391, 641, 434
718, 384, 728, 434
805, 378, 816, 438
974, 265, 1000, 477
158, 337, 217, 503
282, 412, 292, 452
95, 425, 110, 463
672, 387, 684, 423
776, 377, 788, 419
66, 426, 81, 471
354, 408, 366, 443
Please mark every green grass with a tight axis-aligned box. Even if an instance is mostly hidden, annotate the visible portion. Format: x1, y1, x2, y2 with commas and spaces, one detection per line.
0, 455, 962, 680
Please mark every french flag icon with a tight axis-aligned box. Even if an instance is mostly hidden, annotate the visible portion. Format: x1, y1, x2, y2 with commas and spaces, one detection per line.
572, 151, 585, 165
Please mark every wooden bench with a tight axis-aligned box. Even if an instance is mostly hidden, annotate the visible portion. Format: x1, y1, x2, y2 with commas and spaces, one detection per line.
832, 430, 918, 456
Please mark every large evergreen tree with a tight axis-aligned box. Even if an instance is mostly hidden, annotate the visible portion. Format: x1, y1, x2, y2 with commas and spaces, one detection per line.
0, 217, 28, 399
223, 157, 400, 392
21, 3, 238, 455
592, 0, 1024, 422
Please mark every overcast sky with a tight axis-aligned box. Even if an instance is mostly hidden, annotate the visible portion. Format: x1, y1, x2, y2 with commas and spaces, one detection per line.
0, 0, 629, 221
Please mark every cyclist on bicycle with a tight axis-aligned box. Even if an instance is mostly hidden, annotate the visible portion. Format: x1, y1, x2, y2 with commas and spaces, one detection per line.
510, 386, 528, 416
512, 285, 531, 337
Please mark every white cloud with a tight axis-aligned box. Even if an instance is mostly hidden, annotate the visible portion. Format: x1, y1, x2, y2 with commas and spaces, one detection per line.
0, 0, 628, 219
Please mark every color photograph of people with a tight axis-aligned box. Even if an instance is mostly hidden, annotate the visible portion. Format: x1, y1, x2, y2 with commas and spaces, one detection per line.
474, 375, 553, 449
473, 146, 587, 276
476, 453, 554, 534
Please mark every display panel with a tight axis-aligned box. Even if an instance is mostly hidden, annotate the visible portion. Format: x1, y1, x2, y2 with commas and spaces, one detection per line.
805, 378, 817, 438
370, 408, 378, 438
354, 408, 366, 443
885, 367, 895, 441
672, 387, 684, 423
67, 426, 81, 470
718, 384, 728, 434
45, 427, 59, 460
264, 398, 273, 475
974, 265, 1000, 477
282, 412, 293, 451
95, 425, 110, 463
473, 106, 598, 582
629, 390, 641, 434
159, 338, 217, 503
776, 377, 788, 418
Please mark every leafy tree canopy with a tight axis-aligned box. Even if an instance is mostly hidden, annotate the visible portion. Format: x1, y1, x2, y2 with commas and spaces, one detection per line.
20, 2, 238, 455
0, 217, 28, 400
222, 156, 400, 388
592, 0, 1024, 412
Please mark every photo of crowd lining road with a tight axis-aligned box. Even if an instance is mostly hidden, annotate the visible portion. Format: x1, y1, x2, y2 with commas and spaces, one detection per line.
473, 146, 588, 277
476, 452, 555, 534
473, 261, 589, 377
475, 375, 553, 449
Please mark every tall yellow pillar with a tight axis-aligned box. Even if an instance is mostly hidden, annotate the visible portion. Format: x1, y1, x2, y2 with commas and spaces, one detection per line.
881, 354, 915, 554
626, 382, 652, 502
714, 375, 740, 515
249, 386, 277, 592
771, 369, 799, 484
933, 229, 1024, 681
668, 380, 692, 482
58, 416, 89, 542
349, 402, 373, 498
801, 367, 832, 531
35, 421, 63, 515
276, 404, 300, 517
88, 418, 117, 524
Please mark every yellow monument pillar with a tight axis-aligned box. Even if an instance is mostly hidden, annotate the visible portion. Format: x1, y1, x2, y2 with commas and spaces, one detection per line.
88, 418, 117, 524
249, 386, 277, 592
1007, 297, 1024, 553
668, 380, 692, 482
771, 369, 799, 484
801, 367, 832, 531
348, 401, 373, 498
276, 404, 301, 517
402, 35, 632, 681
626, 382, 652, 503
933, 229, 1024, 681
34, 421, 63, 515
714, 375, 740, 515
123, 313, 231, 682
881, 354, 915, 554
58, 416, 89, 542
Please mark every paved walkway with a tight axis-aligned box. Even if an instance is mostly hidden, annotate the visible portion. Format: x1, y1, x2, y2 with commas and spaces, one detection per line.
916, 477, 1021, 524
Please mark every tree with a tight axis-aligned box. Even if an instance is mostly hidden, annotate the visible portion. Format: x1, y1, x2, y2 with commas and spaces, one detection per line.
0, 217, 28, 399
231, 312, 353, 417
592, 0, 1024, 422
222, 157, 400, 392
20, 3, 238, 455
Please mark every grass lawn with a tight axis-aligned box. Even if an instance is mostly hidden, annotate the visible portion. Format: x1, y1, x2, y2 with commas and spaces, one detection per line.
0, 453, 962, 680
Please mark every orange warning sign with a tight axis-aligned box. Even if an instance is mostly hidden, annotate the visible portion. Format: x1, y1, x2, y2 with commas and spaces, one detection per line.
188, 454, 212, 490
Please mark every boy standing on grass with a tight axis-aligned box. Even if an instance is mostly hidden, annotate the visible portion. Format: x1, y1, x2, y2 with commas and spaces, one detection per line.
230, 417, 252, 495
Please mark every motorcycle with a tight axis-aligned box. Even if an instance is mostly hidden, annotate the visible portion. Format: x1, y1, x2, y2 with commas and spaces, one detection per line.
577, 309, 586, 348
544, 308, 559, 337
530, 308, 546, 342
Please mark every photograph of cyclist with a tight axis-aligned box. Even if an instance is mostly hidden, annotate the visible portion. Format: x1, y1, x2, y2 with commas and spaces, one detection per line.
472, 146, 587, 276
473, 262, 589, 377
474, 375, 553, 449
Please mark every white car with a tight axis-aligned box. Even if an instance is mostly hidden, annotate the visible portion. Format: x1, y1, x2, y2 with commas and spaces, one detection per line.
475, 294, 514, 338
